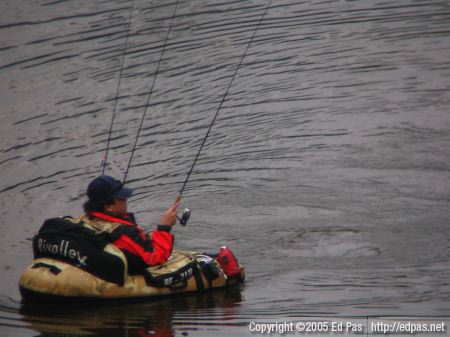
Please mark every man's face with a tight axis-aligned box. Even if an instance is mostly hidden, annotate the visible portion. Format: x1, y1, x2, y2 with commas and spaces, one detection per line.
106, 198, 128, 217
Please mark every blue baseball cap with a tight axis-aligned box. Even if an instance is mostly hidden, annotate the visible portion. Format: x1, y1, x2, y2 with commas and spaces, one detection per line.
87, 175, 133, 202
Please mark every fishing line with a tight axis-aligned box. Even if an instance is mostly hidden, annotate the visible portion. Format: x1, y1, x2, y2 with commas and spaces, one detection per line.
102, 3, 134, 175
123, 0, 180, 183
178, 0, 273, 197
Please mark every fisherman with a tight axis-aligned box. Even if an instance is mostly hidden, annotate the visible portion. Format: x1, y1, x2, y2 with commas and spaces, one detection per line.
79, 175, 180, 274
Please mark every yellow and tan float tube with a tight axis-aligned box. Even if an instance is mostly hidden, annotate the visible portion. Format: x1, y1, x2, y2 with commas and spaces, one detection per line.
19, 248, 245, 303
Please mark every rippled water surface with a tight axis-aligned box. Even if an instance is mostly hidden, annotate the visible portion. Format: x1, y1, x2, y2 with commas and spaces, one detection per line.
1, 0, 450, 336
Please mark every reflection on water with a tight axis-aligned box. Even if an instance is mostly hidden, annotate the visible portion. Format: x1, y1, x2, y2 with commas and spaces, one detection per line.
16, 286, 243, 337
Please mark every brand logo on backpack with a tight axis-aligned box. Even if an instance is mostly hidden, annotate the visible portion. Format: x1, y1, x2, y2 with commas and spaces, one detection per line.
37, 238, 88, 267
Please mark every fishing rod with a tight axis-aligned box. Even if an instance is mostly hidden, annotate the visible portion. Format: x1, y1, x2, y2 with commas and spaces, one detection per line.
123, 0, 180, 184
102, 3, 134, 175
178, 0, 273, 198
100, 1, 184, 227
101, 0, 180, 181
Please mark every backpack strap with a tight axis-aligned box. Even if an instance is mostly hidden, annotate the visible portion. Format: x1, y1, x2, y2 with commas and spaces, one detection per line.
192, 263, 204, 291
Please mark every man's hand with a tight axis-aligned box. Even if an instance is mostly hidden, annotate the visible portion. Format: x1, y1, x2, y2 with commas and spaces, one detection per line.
160, 196, 181, 226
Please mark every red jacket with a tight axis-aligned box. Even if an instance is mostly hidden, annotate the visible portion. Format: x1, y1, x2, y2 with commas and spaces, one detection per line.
88, 212, 174, 272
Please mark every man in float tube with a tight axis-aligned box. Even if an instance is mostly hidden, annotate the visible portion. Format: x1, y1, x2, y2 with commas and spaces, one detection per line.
80, 175, 180, 274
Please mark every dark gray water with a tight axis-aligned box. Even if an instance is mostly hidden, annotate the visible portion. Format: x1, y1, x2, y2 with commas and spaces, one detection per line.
1, 0, 450, 336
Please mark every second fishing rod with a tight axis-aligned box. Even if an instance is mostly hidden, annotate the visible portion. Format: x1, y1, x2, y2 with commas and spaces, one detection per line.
178, 0, 273, 199
176, 0, 272, 226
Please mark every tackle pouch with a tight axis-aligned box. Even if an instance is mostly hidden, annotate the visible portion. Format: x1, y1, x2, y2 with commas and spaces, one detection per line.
197, 256, 221, 281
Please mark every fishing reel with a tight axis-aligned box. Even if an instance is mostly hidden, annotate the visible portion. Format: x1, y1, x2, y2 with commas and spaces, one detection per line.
177, 208, 191, 226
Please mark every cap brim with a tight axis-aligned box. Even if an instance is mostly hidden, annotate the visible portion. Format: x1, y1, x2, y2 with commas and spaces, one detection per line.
113, 187, 133, 200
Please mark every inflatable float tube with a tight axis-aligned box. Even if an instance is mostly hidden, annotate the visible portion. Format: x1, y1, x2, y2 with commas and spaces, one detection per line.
19, 250, 245, 303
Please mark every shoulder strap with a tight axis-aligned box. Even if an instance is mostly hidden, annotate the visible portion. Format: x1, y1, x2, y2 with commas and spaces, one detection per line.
89, 212, 136, 226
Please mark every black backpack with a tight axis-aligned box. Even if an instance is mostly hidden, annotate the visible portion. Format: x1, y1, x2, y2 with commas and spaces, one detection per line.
33, 217, 125, 286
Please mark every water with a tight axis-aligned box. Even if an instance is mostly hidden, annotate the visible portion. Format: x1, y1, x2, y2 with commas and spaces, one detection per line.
1, 0, 450, 336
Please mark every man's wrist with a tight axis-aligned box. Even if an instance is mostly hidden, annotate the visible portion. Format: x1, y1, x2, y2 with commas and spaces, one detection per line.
157, 224, 172, 232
